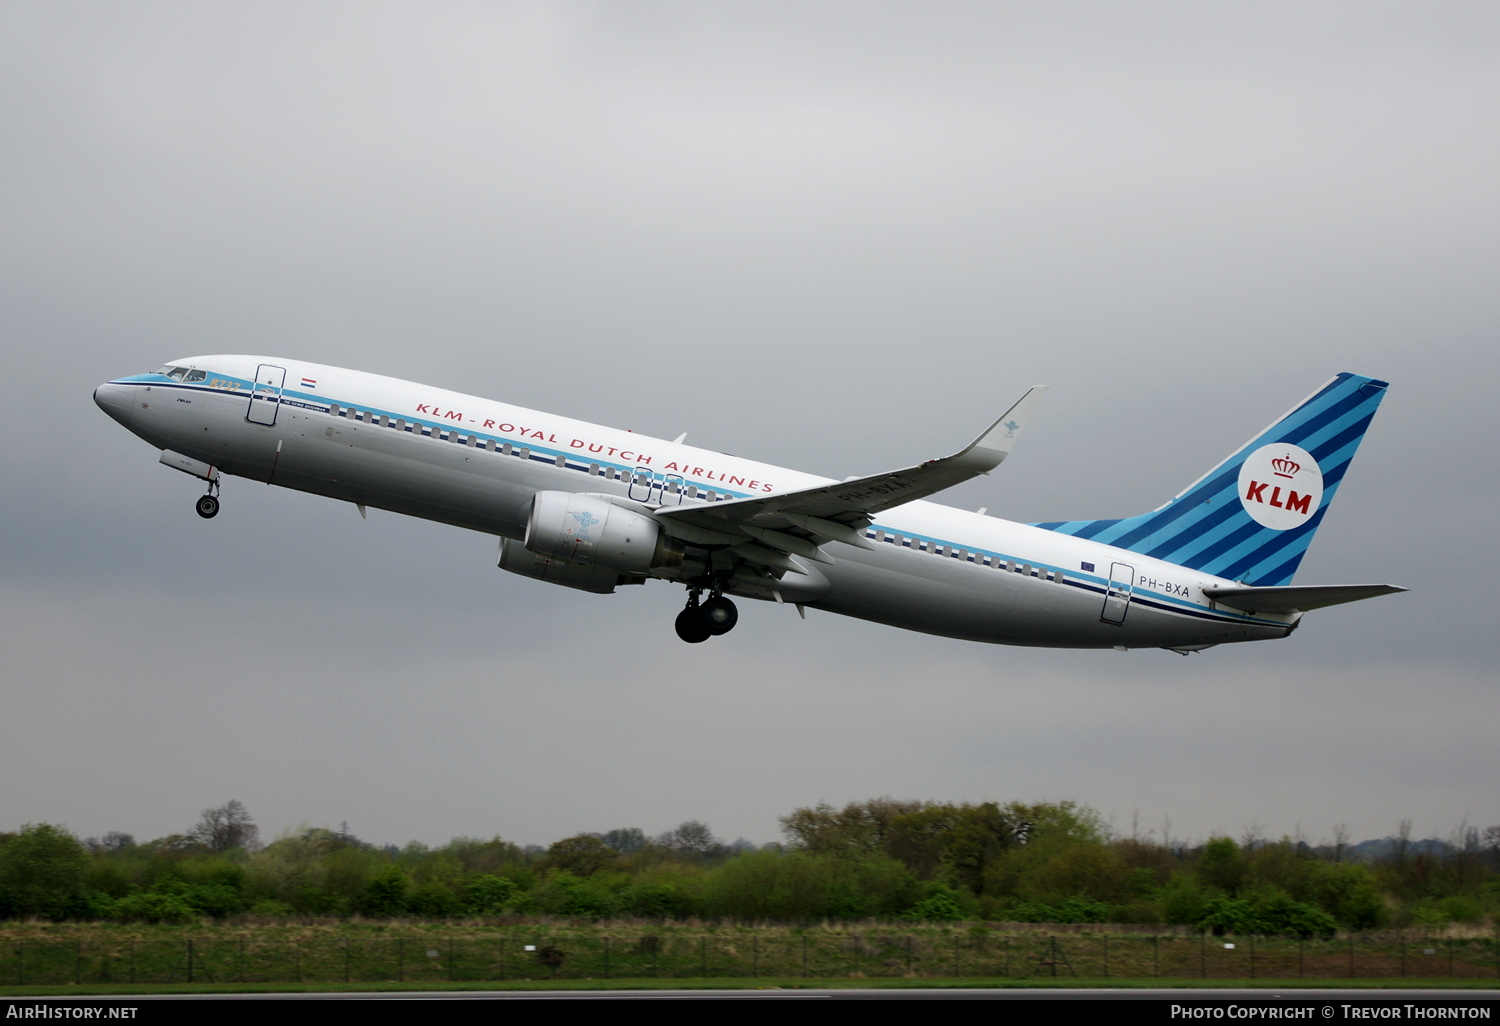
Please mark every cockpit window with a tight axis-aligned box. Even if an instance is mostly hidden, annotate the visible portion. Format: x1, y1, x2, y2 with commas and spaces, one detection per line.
184, 369, 206, 382
156, 366, 189, 380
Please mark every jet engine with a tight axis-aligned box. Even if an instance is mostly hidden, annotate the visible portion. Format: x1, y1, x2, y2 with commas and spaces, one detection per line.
498, 538, 623, 594
524, 491, 685, 575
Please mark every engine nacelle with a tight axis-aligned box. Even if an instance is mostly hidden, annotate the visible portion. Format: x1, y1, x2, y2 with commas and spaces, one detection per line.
498, 538, 621, 594
524, 491, 684, 575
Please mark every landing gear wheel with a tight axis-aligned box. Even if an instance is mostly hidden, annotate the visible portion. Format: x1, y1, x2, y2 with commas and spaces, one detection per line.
674, 606, 712, 644
700, 596, 738, 635
195, 494, 220, 519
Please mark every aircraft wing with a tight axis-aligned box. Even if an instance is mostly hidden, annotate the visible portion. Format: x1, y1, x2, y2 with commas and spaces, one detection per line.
653, 387, 1047, 568
1202, 584, 1407, 614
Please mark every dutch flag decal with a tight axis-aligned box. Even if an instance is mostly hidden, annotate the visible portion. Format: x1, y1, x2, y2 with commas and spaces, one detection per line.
300, 377, 317, 388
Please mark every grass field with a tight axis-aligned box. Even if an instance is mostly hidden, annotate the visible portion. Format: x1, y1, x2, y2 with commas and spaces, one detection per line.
1, 920, 1495, 991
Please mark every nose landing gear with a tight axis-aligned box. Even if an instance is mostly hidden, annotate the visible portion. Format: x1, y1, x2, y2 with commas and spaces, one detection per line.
195, 480, 221, 519
674, 589, 739, 643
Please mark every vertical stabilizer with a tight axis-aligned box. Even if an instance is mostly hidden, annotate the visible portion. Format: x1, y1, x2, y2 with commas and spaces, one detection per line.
1032, 374, 1388, 586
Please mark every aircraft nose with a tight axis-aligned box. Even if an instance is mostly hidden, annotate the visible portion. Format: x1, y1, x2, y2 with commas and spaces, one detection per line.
93, 382, 137, 426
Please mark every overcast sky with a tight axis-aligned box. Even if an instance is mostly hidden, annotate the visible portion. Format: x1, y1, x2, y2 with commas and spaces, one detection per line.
2, 1, 1496, 852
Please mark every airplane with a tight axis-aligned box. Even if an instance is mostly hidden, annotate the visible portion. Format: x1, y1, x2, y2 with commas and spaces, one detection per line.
93, 358, 1403, 650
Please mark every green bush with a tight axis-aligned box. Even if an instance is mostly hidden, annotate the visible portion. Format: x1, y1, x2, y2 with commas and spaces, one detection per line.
1008, 896, 1112, 924
529, 871, 624, 917
360, 868, 411, 917
0, 824, 91, 920
1198, 892, 1336, 937
1438, 895, 1483, 924
1158, 873, 1217, 925
406, 882, 462, 917
621, 882, 682, 918
464, 873, 519, 914
1308, 863, 1387, 929
900, 890, 965, 922
109, 891, 198, 924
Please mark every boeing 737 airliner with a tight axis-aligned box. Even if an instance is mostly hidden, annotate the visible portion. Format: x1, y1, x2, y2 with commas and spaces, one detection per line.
94, 359, 1402, 650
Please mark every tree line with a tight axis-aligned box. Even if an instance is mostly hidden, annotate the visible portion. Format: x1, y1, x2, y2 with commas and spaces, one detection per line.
2, 799, 1497, 933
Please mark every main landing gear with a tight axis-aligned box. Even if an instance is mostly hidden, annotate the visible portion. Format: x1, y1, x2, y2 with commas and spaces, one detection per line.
674, 589, 738, 644
195, 481, 221, 519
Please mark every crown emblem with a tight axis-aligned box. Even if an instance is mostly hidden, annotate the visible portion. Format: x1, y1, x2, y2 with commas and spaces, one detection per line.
1271, 455, 1301, 478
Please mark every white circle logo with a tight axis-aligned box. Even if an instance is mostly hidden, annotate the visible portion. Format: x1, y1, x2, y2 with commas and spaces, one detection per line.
1237, 443, 1323, 530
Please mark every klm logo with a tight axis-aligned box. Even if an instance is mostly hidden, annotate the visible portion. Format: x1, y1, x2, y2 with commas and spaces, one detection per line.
1236, 443, 1323, 531
1244, 480, 1312, 515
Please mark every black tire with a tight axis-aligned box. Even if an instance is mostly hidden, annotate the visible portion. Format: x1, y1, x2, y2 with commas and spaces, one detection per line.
195, 494, 220, 519
700, 596, 738, 635
674, 606, 712, 644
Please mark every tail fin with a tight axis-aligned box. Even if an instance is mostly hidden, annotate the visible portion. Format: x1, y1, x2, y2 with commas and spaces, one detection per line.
1033, 373, 1389, 586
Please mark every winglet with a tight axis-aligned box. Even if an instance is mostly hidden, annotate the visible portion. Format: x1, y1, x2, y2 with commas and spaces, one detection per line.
950, 386, 1048, 472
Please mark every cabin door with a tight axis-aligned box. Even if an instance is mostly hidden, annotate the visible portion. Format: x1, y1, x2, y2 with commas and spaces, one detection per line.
1100, 562, 1135, 625
246, 364, 286, 426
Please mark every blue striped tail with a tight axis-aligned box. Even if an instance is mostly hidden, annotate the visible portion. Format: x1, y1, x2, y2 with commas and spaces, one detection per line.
1031, 373, 1389, 586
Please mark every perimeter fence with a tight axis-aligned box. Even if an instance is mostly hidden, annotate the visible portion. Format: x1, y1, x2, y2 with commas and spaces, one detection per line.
3, 932, 1498, 985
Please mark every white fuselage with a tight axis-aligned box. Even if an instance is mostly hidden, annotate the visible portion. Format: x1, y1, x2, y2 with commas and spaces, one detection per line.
94, 356, 1297, 651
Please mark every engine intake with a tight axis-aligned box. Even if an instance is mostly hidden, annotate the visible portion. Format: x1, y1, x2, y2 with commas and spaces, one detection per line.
524, 491, 684, 574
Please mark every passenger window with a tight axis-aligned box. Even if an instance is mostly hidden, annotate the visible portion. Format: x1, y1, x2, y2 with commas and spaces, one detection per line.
502, 443, 513, 456
467, 435, 477, 447
185, 369, 206, 383
589, 463, 599, 475
519, 447, 531, 460
379, 415, 390, 427
329, 404, 341, 417
486, 439, 496, 452
706, 491, 717, 501
396, 419, 406, 430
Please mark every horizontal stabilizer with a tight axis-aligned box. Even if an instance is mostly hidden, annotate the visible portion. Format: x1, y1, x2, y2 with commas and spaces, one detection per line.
1203, 584, 1406, 614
